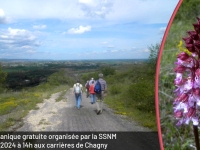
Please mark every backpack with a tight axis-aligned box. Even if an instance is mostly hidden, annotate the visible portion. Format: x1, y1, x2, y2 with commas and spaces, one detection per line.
94, 80, 101, 94
86, 82, 90, 89
75, 83, 81, 94
89, 84, 95, 94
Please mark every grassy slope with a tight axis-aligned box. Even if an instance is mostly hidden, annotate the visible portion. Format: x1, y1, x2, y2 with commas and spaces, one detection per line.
105, 63, 156, 130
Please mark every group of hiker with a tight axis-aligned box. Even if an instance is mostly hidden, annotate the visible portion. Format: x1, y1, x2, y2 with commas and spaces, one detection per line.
73, 73, 107, 115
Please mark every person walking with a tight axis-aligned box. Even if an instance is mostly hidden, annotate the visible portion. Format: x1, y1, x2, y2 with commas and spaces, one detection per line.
89, 77, 95, 85
73, 80, 83, 109
95, 73, 107, 115
85, 80, 90, 98
89, 80, 96, 104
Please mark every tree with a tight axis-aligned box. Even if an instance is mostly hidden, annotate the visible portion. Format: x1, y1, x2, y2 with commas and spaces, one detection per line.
148, 43, 160, 67
100, 66, 116, 77
0, 63, 7, 92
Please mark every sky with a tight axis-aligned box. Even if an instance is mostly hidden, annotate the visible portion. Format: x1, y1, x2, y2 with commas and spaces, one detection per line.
0, 0, 179, 60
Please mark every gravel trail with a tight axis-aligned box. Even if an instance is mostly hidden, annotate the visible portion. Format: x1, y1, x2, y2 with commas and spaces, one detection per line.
17, 88, 151, 132
16, 88, 160, 150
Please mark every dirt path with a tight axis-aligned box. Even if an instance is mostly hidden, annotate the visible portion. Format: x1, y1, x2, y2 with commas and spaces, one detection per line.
17, 88, 151, 131
16, 89, 160, 150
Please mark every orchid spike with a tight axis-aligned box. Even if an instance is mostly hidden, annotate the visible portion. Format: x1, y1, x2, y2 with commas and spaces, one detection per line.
173, 17, 200, 126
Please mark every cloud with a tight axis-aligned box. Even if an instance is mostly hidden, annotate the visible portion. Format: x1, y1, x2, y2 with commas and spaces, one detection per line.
21, 45, 32, 49
0, 27, 41, 53
33, 25, 46, 30
78, 0, 113, 18
143, 49, 150, 52
102, 50, 108, 53
79, 0, 93, 4
0, 1, 178, 24
67, 25, 91, 34
26, 50, 36, 53
106, 0, 178, 24
159, 27, 166, 34
0, 8, 10, 24
101, 41, 108, 44
0, 8, 5, 18
91, 51, 99, 54
107, 45, 115, 48
111, 50, 118, 53
0, 1, 83, 20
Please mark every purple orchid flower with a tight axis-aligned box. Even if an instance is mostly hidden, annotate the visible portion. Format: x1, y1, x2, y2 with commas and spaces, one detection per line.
174, 110, 183, 119
174, 73, 183, 85
173, 18, 200, 126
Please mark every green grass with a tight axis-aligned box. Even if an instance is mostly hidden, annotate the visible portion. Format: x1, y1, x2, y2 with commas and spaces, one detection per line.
0, 84, 69, 131
104, 89, 156, 131
55, 90, 68, 102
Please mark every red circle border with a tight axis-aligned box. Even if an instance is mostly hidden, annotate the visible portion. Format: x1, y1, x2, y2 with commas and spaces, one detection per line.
155, 1, 183, 150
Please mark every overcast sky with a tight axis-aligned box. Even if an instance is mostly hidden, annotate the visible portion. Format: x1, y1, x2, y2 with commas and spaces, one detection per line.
0, 0, 179, 60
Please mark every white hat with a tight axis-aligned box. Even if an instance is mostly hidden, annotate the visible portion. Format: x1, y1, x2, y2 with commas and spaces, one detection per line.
99, 74, 103, 78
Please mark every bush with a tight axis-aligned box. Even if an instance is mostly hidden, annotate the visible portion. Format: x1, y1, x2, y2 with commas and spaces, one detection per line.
0, 99, 18, 115
126, 80, 154, 112
0, 63, 7, 93
47, 69, 74, 86
100, 66, 116, 77
81, 72, 99, 83
109, 84, 121, 95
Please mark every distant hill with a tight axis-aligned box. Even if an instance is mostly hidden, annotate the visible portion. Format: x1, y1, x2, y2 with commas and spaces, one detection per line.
0, 58, 53, 62
0, 58, 148, 63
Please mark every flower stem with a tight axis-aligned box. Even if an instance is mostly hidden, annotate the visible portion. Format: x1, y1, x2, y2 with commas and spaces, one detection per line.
193, 125, 200, 150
